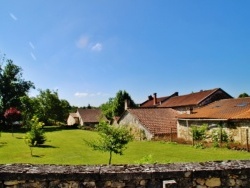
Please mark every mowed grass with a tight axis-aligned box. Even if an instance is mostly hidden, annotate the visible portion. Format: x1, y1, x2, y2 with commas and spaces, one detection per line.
1, 127, 250, 165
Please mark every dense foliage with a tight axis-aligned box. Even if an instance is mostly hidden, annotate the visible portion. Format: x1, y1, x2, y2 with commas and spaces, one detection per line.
4, 107, 21, 123
238, 93, 249, 98
33, 89, 71, 125
0, 58, 34, 123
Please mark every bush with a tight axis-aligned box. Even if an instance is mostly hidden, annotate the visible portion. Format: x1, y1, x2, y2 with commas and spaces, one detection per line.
191, 124, 208, 141
25, 116, 46, 146
211, 128, 230, 148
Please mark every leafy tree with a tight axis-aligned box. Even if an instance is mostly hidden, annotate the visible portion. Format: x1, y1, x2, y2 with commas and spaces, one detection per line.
85, 121, 133, 164
0, 58, 34, 122
4, 107, 21, 135
113, 90, 137, 117
25, 116, 46, 146
238, 93, 249, 98
100, 90, 137, 120
19, 96, 37, 129
34, 89, 70, 125
100, 98, 114, 120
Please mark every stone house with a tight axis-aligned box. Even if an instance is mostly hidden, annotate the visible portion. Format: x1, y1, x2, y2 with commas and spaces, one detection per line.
121, 88, 232, 140
118, 108, 179, 140
177, 97, 250, 145
67, 108, 105, 127
159, 88, 232, 114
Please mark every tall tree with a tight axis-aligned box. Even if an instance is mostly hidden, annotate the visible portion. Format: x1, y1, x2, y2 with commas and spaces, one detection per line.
34, 89, 70, 125
100, 90, 137, 120
0, 59, 34, 121
113, 90, 137, 117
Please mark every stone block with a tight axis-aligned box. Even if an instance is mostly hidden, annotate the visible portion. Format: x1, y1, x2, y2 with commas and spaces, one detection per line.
205, 177, 221, 187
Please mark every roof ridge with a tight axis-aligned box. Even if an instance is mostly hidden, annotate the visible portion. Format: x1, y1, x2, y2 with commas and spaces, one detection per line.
197, 88, 219, 104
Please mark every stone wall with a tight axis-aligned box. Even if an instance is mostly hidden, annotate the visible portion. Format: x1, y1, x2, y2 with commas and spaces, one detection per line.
1, 160, 250, 188
177, 120, 250, 145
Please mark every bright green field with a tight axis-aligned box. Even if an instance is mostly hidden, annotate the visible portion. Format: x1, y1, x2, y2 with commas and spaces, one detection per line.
1, 128, 250, 165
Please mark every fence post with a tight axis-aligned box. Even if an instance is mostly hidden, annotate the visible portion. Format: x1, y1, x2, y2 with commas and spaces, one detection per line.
170, 128, 172, 142
192, 129, 194, 146
246, 129, 249, 152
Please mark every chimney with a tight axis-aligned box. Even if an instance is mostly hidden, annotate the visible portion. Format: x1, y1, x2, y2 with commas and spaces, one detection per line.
124, 99, 130, 110
148, 95, 153, 100
173, 92, 179, 96
153, 93, 157, 105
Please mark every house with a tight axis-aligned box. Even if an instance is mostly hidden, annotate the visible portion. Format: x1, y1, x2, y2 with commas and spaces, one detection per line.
177, 97, 250, 145
67, 108, 105, 127
67, 113, 79, 126
140, 92, 178, 107
159, 88, 232, 113
118, 108, 179, 140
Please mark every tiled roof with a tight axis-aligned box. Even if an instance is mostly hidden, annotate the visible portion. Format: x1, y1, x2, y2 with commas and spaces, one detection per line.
140, 96, 169, 107
77, 109, 103, 123
140, 92, 178, 107
124, 108, 179, 134
159, 88, 229, 108
178, 97, 250, 120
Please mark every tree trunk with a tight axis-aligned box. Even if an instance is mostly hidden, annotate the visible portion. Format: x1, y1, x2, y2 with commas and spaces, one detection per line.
109, 151, 112, 165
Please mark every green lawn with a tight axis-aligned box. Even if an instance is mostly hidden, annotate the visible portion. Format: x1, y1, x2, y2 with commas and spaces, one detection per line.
0, 128, 250, 165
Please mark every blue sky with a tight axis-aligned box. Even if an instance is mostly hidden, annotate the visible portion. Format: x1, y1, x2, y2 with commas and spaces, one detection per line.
1, 1, 250, 107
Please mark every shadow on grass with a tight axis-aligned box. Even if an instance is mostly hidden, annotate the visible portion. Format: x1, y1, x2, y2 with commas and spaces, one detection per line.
16, 136, 24, 139
43, 125, 79, 132
31, 154, 45, 158
39, 145, 58, 149
2, 125, 79, 134
0, 141, 7, 148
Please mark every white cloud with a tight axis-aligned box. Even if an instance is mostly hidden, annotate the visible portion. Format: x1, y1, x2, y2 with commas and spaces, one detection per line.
74, 92, 107, 98
76, 36, 89, 49
75, 92, 88, 97
30, 52, 36, 60
29, 42, 35, 49
9, 13, 17, 21
91, 43, 103, 51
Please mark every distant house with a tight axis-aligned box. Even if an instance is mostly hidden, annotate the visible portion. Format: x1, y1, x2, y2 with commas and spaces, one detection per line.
159, 88, 232, 113
67, 108, 105, 127
177, 97, 250, 145
118, 108, 179, 140
140, 92, 178, 107
67, 113, 79, 126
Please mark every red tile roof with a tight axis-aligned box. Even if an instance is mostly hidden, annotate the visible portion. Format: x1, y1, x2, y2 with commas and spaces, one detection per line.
140, 92, 178, 107
178, 97, 250, 120
77, 109, 104, 123
120, 108, 179, 134
159, 88, 231, 108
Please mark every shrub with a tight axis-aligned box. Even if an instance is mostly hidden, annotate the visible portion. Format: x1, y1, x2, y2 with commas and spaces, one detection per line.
25, 116, 46, 146
211, 128, 230, 148
191, 124, 208, 141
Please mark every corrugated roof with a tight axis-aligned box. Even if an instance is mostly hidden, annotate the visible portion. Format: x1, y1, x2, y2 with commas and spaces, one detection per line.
159, 88, 224, 108
77, 109, 103, 123
124, 108, 179, 134
178, 97, 250, 120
